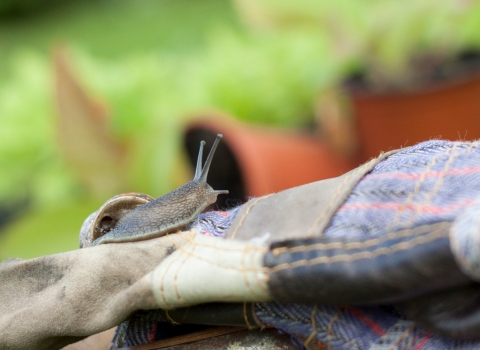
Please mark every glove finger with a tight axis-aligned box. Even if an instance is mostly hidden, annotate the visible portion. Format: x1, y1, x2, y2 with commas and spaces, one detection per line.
265, 222, 472, 305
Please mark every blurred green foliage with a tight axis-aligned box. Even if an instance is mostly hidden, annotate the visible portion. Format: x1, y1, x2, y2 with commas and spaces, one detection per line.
1, 0, 480, 259
243, 0, 480, 88
0, 0, 243, 258
0, 0, 339, 259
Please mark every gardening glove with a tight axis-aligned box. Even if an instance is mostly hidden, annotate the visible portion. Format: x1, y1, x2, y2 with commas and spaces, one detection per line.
117, 139, 480, 348
0, 217, 277, 350
0, 234, 182, 350
4, 139, 480, 350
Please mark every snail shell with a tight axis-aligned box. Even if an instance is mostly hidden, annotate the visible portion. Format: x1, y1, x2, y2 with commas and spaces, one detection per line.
79, 193, 154, 248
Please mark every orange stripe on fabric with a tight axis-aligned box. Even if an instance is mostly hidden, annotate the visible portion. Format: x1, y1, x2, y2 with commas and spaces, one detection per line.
344, 307, 386, 336
367, 166, 480, 180
338, 199, 474, 215
412, 333, 432, 350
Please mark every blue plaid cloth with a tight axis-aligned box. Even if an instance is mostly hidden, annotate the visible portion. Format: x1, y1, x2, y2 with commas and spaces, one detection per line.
257, 140, 480, 349
116, 140, 480, 349
325, 140, 480, 240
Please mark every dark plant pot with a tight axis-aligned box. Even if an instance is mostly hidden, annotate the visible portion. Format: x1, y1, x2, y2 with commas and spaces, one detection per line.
0, 198, 28, 236
183, 114, 356, 207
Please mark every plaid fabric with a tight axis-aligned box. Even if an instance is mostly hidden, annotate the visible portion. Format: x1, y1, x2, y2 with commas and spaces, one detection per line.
185, 206, 242, 237
257, 140, 480, 349
256, 303, 479, 350
323, 140, 480, 240
112, 310, 212, 348
115, 140, 480, 349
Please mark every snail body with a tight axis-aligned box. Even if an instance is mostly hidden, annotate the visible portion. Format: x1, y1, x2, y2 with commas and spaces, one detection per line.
80, 134, 228, 247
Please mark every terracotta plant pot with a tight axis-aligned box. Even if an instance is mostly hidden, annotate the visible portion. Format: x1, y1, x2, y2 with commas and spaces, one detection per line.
183, 114, 355, 207
349, 72, 480, 161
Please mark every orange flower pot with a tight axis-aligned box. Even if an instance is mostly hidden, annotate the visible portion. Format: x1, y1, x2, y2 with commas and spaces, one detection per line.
350, 72, 480, 161
183, 114, 356, 206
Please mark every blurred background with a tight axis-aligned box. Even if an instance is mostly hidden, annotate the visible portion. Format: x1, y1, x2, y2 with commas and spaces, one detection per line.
1, 0, 480, 259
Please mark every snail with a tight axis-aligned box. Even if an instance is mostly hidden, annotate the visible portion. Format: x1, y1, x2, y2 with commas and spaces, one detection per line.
80, 134, 229, 248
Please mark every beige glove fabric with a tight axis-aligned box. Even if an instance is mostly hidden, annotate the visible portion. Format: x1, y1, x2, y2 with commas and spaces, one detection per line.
0, 230, 271, 350
0, 234, 183, 350
149, 230, 270, 310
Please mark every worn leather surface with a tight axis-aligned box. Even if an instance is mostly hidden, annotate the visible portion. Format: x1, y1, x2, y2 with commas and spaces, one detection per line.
225, 150, 398, 244
0, 234, 185, 350
264, 222, 473, 304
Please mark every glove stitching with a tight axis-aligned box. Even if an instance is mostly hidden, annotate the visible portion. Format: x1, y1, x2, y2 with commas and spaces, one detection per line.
304, 304, 319, 346
306, 165, 359, 237
172, 241, 196, 307
158, 233, 188, 309
327, 308, 348, 349
270, 225, 448, 272
271, 222, 450, 255
173, 242, 268, 273
230, 195, 272, 239
240, 240, 265, 299
247, 243, 271, 295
